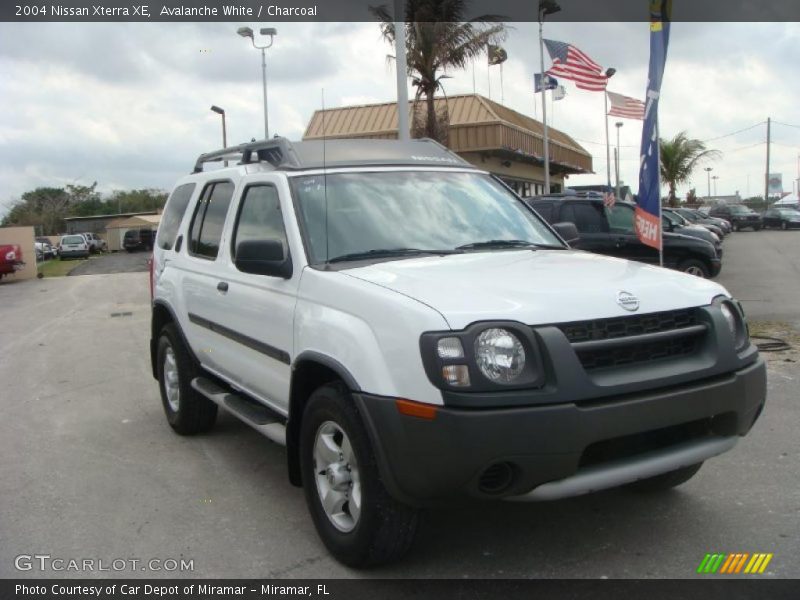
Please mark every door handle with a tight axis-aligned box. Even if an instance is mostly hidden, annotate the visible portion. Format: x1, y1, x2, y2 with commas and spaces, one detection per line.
217, 281, 229, 293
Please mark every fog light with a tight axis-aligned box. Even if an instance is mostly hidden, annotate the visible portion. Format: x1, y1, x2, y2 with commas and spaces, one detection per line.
442, 365, 470, 387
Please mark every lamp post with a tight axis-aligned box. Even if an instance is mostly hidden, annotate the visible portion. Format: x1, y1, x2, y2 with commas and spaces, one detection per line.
615, 121, 623, 200
538, 0, 560, 194
712, 175, 719, 197
237, 26, 277, 140
603, 68, 616, 190
704, 167, 713, 199
210, 105, 227, 166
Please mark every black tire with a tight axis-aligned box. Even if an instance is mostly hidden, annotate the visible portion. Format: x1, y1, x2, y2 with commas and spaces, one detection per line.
678, 258, 710, 278
626, 462, 703, 492
156, 323, 217, 435
300, 382, 418, 567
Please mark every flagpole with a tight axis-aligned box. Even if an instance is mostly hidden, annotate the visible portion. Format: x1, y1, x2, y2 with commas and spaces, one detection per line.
604, 91, 612, 189
538, 20, 550, 193
472, 61, 476, 94
500, 63, 504, 105
656, 121, 663, 267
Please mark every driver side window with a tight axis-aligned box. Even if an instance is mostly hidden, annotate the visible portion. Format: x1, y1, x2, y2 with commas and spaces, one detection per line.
232, 184, 288, 259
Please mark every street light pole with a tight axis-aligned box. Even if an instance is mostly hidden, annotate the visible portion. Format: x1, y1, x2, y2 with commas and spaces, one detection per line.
712, 175, 719, 197
394, 0, 409, 140
615, 121, 623, 200
210, 105, 227, 165
603, 69, 616, 189
538, 0, 560, 194
704, 167, 713, 199
238, 26, 277, 140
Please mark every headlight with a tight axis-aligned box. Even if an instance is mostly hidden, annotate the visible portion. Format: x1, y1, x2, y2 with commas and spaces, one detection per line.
714, 296, 748, 351
474, 328, 526, 383
710, 232, 720, 243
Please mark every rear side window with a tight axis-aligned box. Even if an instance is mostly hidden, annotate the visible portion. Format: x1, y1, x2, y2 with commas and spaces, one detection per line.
189, 181, 235, 259
62, 236, 84, 244
561, 203, 609, 234
158, 183, 195, 250
231, 185, 288, 259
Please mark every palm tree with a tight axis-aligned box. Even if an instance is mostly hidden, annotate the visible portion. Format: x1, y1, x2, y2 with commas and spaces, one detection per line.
659, 131, 720, 206
371, 0, 506, 142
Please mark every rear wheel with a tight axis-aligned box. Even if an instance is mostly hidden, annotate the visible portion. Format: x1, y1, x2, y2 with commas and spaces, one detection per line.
300, 382, 418, 567
626, 462, 703, 492
678, 259, 710, 278
157, 323, 217, 435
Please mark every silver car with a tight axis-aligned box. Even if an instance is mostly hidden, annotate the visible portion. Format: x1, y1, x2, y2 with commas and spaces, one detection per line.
59, 235, 90, 259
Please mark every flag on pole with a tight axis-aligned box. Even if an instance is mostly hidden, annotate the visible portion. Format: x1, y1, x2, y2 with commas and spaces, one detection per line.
487, 44, 508, 66
635, 0, 672, 251
553, 85, 567, 101
534, 73, 558, 92
544, 39, 608, 91
607, 91, 646, 120
603, 191, 616, 207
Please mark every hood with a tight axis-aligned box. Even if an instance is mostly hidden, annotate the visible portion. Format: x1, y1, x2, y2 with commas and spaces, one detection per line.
343, 250, 726, 329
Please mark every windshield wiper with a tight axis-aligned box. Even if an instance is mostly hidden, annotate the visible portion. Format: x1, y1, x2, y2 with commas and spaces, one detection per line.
456, 239, 563, 251
327, 248, 460, 264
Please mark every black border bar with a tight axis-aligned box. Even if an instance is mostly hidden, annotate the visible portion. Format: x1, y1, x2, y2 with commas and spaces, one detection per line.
3, 0, 800, 22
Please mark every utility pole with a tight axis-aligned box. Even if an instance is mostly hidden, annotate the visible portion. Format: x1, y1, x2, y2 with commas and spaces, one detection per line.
764, 117, 771, 205
394, 0, 409, 140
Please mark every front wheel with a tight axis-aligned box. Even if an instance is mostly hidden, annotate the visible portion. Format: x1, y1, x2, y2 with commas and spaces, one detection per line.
626, 462, 703, 492
678, 259, 710, 278
300, 383, 418, 567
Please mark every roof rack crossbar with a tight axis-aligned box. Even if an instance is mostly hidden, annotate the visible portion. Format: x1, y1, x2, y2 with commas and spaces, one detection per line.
193, 137, 302, 173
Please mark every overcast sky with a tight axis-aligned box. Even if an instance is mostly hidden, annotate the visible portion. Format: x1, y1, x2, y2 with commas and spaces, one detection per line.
1, 20, 799, 217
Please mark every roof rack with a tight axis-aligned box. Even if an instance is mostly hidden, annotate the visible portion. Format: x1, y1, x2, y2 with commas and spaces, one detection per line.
193, 137, 301, 173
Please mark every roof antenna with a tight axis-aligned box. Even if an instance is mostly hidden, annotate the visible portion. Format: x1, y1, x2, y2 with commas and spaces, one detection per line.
322, 88, 330, 264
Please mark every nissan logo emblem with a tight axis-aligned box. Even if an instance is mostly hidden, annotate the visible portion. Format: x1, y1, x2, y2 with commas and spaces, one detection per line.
617, 291, 640, 312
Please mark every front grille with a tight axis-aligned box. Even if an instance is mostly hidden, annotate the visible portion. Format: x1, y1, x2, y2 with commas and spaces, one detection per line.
555, 308, 707, 371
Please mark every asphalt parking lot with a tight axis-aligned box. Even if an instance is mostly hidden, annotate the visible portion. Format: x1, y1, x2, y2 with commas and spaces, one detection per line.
0, 231, 798, 579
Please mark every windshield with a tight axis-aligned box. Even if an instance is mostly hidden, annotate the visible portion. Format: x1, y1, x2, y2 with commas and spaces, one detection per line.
291, 171, 563, 264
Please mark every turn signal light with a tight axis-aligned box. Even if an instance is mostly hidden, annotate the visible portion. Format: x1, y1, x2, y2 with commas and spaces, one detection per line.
395, 399, 438, 420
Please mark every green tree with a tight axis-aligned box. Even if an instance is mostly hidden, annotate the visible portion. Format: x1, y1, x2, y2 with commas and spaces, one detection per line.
659, 131, 720, 207
1, 187, 72, 234
371, 0, 506, 142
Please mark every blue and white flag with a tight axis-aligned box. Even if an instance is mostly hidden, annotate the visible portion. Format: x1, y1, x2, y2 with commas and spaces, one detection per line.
534, 73, 558, 92
635, 0, 672, 251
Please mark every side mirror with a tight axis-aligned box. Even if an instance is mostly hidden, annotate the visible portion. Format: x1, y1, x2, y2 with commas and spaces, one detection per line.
552, 221, 580, 245
235, 239, 292, 278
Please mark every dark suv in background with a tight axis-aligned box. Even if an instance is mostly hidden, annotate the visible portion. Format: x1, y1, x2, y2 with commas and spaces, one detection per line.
708, 204, 762, 231
123, 228, 155, 252
526, 194, 722, 278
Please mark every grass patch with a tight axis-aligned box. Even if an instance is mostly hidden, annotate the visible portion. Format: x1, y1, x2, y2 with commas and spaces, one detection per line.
37, 257, 90, 277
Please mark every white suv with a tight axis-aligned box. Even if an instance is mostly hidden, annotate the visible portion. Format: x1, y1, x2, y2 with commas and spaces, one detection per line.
150, 138, 766, 567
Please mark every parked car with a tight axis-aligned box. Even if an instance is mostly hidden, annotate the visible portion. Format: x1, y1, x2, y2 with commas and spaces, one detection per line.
708, 204, 762, 231
81, 232, 107, 253
762, 207, 800, 230
58, 234, 90, 259
662, 209, 723, 256
670, 208, 728, 237
526, 194, 722, 278
149, 138, 765, 567
0, 244, 25, 279
35, 237, 57, 260
123, 228, 154, 252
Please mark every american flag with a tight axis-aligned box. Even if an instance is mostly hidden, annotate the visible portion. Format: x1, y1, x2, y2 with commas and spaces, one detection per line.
603, 192, 616, 208
607, 91, 646, 120
544, 39, 608, 92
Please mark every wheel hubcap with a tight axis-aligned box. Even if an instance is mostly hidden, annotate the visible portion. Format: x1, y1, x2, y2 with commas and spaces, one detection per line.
685, 266, 704, 277
313, 421, 361, 533
163, 347, 180, 412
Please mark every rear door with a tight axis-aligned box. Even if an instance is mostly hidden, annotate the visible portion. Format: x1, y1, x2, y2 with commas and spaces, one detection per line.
180, 179, 238, 376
